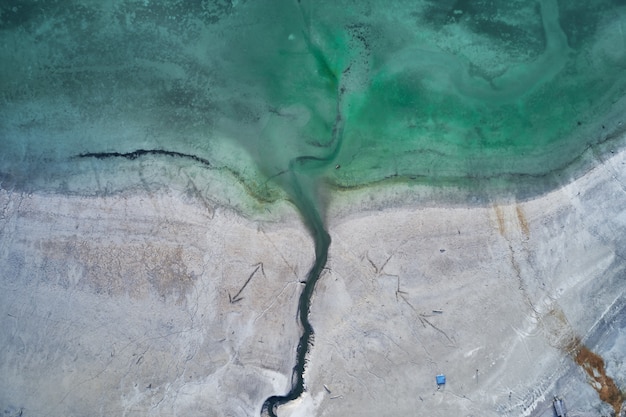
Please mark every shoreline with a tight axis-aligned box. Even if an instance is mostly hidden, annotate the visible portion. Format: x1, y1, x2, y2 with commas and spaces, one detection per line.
3, 102, 625, 227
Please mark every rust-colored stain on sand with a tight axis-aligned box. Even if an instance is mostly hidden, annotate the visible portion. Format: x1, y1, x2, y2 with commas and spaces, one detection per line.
493, 205, 530, 238
494, 206, 506, 236
567, 338, 624, 415
515, 205, 530, 237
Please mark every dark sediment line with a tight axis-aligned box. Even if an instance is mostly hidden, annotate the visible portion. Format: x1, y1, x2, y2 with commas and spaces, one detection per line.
77, 149, 211, 167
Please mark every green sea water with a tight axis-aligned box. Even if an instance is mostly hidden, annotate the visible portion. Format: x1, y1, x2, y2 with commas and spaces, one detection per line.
1, 0, 626, 210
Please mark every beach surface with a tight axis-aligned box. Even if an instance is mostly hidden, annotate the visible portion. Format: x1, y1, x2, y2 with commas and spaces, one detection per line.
1, 147, 625, 417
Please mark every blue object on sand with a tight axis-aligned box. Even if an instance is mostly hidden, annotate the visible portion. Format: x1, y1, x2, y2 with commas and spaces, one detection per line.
553, 397, 566, 417
436, 374, 446, 385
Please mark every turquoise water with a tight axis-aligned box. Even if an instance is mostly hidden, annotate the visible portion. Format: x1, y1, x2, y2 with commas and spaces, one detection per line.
1, 0, 626, 206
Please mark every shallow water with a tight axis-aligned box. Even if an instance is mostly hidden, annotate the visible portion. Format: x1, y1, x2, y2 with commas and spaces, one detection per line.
1, 0, 626, 207
1, 2, 626, 415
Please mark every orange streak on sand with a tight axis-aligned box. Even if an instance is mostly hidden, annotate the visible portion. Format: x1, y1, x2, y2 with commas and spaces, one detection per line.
515, 205, 530, 238
494, 206, 506, 236
567, 338, 624, 415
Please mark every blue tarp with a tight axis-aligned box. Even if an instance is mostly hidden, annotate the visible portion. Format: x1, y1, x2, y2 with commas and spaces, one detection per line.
553, 398, 566, 417
436, 374, 446, 385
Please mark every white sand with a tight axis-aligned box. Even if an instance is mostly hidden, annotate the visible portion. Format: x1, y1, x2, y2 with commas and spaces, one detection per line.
0, 189, 311, 416
1, 148, 626, 416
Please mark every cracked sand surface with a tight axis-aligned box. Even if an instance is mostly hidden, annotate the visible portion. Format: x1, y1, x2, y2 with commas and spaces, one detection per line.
0, 191, 312, 416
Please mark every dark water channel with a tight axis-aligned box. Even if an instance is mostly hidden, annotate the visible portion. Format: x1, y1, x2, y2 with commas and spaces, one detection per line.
261, 179, 331, 416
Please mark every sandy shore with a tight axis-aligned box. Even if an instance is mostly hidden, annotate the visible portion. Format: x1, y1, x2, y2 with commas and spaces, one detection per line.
1, 148, 626, 417
0, 188, 312, 416
305, 147, 626, 416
